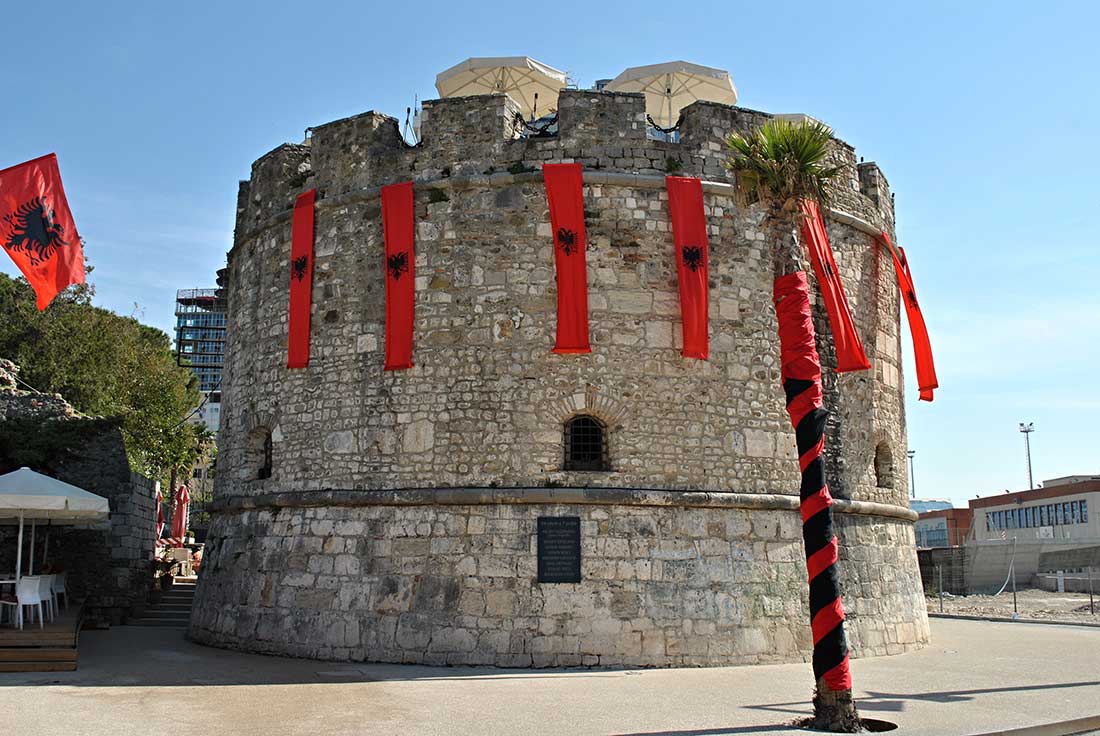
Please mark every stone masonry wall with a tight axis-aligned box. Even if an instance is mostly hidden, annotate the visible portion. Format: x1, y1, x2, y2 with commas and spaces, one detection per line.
192, 494, 927, 666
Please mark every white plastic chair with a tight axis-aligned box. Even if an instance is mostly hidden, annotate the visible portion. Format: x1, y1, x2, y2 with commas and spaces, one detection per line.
0, 577, 48, 629
51, 572, 67, 611
38, 575, 56, 622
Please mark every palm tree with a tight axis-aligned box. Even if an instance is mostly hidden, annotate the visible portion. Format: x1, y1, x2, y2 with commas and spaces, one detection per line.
726, 119, 861, 733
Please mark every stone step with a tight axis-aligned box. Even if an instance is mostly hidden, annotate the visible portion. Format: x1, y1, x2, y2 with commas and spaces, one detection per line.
0, 646, 77, 663
129, 618, 189, 628
0, 659, 76, 672
157, 593, 195, 602
139, 610, 191, 620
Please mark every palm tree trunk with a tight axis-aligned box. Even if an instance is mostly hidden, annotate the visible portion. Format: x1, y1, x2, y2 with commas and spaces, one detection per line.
770, 207, 860, 732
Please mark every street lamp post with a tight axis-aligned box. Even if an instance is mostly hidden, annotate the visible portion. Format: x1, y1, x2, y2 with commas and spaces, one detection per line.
1019, 422, 1035, 490
907, 449, 916, 499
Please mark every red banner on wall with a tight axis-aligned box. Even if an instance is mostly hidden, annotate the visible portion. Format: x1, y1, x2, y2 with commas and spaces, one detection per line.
0, 153, 85, 310
799, 200, 870, 373
666, 176, 709, 359
881, 232, 938, 402
287, 189, 315, 368
382, 181, 416, 370
542, 163, 591, 354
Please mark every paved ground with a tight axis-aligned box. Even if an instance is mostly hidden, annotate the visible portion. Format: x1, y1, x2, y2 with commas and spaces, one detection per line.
929, 589, 1100, 626
0, 618, 1097, 735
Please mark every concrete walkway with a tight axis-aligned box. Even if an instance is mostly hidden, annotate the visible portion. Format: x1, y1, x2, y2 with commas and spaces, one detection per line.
0, 619, 1096, 735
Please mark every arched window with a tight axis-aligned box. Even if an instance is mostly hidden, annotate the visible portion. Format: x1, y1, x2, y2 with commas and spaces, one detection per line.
564, 415, 609, 471
249, 427, 272, 480
874, 442, 894, 489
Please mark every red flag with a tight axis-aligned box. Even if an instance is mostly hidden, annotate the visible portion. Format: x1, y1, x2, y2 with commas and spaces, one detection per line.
287, 189, 316, 369
0, 154, 85, 310
542, 163, 590, 353
382, 181, 415, 370
881, 232, 938, 401
666, 176, 709, 359
799, 200, 870, 373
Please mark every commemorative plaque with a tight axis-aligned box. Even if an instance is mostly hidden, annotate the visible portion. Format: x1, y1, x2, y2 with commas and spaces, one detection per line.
537, 516, 581, 583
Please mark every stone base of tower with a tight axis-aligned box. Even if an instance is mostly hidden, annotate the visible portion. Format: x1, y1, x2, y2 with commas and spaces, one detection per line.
188, 489, 929, 667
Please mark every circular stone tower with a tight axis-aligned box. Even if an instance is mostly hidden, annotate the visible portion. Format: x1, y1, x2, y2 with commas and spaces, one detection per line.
190, 90, 929, 667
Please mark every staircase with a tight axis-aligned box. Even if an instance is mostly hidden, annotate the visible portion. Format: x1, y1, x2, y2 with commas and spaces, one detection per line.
130, 578, 195, 628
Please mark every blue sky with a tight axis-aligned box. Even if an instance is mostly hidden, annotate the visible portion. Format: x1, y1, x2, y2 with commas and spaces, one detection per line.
3, 1, 1097, 506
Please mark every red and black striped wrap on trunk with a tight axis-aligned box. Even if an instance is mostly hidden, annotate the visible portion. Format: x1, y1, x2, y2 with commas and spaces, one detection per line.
773, 270, 852, 692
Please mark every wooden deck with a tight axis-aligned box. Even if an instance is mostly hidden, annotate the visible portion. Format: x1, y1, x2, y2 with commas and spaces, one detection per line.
0, 605, 82, 672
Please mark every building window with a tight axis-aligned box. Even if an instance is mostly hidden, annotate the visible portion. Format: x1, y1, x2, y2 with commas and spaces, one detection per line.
564, 415, 609, 471
874, 443, 894, 489
1081, 500, 1088, 523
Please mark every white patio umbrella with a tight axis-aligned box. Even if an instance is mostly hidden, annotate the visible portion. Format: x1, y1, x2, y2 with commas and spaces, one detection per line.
0, 467, 110, 580
605, 61, 738, 128
435, 56, 568, 121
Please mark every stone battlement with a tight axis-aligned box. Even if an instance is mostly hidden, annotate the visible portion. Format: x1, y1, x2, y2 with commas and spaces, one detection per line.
234, 90, 894, 244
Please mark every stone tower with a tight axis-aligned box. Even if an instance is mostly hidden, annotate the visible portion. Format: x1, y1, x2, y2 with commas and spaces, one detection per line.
189, 90, 928, 667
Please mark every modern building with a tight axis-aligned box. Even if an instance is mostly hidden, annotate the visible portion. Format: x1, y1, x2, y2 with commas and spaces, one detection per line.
174, 287, 227, 432
915, 507, 972, 548
911, 498, 953, 514
971, 477, 1097, 542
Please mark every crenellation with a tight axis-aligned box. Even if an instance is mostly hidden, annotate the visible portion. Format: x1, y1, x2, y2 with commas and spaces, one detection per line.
310, 110, 407, 194
858, 161, 894, 228
242, 143, 311, 231
556, 89, 647, 146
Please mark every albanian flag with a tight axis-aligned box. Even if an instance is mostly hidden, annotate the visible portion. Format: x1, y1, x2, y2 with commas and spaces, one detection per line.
0, 154, 85, 310
287, 189, 316, 369
666, 176, 709, 359
382, 181, 416, 370
880, 232, 938, 402
542, 163, 591, 354
799, 200, 870, 373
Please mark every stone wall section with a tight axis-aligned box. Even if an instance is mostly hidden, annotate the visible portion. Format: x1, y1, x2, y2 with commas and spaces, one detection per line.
191, 498, 927, 666
0, 359, 158, 624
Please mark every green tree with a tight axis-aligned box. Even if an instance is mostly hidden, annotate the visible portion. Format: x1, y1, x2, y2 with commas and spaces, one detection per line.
726, 119, 860, 732
0, 271, 210, 481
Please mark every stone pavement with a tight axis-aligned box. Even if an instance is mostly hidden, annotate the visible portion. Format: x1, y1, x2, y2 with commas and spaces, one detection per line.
0, 618, 1096, 736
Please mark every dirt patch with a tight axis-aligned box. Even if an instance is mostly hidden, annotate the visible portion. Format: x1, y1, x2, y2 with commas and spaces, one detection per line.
928, 588, 1100, 624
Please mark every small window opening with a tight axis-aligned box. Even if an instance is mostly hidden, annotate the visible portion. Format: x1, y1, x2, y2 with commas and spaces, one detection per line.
564, 415, 609, 471
874, 442, 894, 489
249, 427, 272, 480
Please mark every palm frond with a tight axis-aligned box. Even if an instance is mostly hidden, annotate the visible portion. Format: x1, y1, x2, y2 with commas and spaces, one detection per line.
724, 118, 840, 209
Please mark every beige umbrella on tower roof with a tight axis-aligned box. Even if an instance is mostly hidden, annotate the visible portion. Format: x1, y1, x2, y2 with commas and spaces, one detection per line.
605, 61, 738, 128
435, 56, 568, 121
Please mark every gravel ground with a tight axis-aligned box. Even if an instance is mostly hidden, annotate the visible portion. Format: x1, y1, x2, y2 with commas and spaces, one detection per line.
928, 588, 1100, 624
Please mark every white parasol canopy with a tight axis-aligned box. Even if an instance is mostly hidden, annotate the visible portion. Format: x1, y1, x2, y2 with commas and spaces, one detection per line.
0, 467, 110, 522
435, 56, 568, 121
605, 61, 738, 128
0, 467, 110, 580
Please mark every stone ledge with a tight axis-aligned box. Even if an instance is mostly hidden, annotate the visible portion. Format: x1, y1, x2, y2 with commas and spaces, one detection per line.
208, 487, 916, 521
